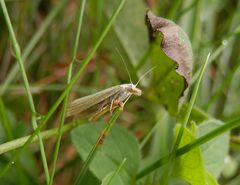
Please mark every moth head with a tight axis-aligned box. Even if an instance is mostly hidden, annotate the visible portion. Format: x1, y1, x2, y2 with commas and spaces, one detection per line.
115, 48, 155, 96
126, 84, 142, 96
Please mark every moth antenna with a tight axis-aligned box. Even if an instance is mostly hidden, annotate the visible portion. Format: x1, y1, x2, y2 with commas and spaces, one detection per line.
115, 48, 133, 84
135, 66, 157, 86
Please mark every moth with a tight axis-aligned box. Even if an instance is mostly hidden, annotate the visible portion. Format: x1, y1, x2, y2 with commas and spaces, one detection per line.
66, 83, 142, 121
66, 58, 155, 121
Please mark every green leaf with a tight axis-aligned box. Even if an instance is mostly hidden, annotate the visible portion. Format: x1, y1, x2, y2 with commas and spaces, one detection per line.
173, 124, 207, 185
71, 122, 140, 185
198, 119, 229, 178
146, 11, 193, 115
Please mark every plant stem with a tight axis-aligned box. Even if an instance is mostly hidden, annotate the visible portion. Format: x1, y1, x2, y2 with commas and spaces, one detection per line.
48, 0, 86, 184
0, 0, 50, 182
106, 158, 127, 185
0, 122, 78, 155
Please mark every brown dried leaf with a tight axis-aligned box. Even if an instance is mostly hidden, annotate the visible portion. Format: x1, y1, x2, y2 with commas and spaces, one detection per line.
146, 10, 193, 85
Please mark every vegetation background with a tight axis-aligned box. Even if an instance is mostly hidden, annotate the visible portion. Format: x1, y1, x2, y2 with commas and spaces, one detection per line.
0, 0, 240, 184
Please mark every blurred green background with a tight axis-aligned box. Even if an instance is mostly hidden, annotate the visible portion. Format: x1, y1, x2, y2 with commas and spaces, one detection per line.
0, 0, 240, 184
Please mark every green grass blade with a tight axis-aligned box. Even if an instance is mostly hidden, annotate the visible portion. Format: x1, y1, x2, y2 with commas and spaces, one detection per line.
0, 121, 78, 155
48, 0, 86, 184
105, 158, 127, 185
0, 0, 50, 182
175, 54, 210, 150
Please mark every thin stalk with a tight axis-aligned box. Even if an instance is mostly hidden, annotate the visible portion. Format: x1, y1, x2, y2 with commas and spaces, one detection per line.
0, 121, 78, 155
74, 108, 122, 185
0, 0, 50, 182
0, 0, 68, 95
137, 116, 240, 179
48, 0, 86, 184
161, 53, 210, 185
106, 158, 127, 185
0, 0, 125, 177
174, 54, 210, 156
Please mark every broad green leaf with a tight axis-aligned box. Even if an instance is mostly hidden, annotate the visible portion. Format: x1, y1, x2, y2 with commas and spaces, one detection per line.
71, 122, 140, 185
198, 119, 229, 178
173, 124, 207, 185
146, 11, 193, 115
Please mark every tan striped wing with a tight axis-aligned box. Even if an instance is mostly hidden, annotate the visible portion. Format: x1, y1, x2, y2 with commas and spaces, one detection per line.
66, 85, 122, 117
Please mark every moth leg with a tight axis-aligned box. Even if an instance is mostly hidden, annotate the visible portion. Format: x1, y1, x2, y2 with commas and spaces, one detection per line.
112, 99, 124, 110
89, 107, 108, 121
110, 99, 114, 114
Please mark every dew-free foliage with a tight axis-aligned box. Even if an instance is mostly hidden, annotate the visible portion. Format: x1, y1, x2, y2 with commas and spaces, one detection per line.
71, 122, 140, 185
173, 123, 218, 185
198, 119, 229, 178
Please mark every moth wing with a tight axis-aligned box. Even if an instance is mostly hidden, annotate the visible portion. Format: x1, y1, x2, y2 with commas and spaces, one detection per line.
66, 85, 122, 117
